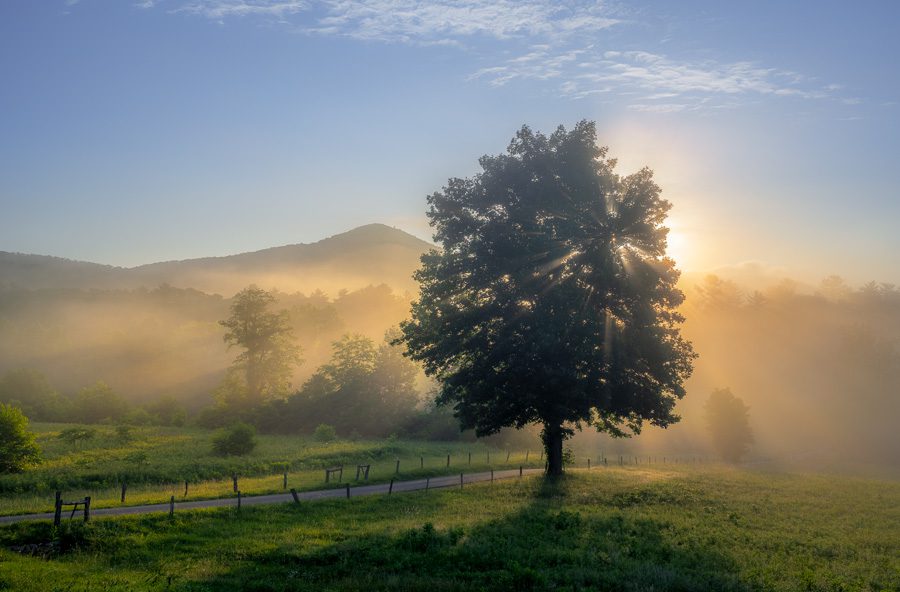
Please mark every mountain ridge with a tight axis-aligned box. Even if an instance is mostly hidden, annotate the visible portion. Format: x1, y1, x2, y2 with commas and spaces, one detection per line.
0, 223, 433, 296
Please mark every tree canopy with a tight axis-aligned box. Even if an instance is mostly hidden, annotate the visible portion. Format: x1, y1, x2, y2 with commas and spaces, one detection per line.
704, 388, 753, 462
220, 286, 302, 403
399, 121, 696, 474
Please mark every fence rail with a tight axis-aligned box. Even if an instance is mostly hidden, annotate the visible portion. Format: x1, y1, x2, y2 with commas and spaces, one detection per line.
3, 450, 711, 525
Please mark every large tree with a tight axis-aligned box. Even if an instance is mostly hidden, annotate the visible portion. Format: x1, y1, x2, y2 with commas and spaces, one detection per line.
399, 121, 696, 475
220, 286, 302, 403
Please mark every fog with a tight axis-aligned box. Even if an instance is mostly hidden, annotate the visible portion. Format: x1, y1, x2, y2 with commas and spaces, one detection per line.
1, 269, 898, 475
0, 282, 411, 409
570, 274, 900, 476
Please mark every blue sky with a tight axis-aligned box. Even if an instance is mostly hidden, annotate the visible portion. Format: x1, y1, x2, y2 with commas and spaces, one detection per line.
1, 1, 898, 284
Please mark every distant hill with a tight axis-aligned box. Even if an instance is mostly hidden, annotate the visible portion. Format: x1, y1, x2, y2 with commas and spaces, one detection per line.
0, 224, 433, 296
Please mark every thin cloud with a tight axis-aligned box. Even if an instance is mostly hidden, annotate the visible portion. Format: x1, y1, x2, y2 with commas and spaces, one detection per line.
167, 0, 619, 42
316, 1, 617, 42
132, 1, 843, 112
477, 48, 838, 108
174, 1, 309, 21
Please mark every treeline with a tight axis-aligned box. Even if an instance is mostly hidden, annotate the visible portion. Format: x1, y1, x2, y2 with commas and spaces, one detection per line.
197, 330, 467, 440
0, 281, 490, 442
0, 370, 187, 426
0, 282, 411, 406
674, 274, 900, 467
0, 341, 467, 442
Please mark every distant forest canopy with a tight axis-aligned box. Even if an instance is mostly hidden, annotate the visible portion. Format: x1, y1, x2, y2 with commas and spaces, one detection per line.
0, 282, 412, 408
658, 274, 900, 468
0, 225, 898, 465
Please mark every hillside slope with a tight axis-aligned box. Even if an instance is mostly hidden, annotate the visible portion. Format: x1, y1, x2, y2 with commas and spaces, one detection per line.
0, 224, 432, 296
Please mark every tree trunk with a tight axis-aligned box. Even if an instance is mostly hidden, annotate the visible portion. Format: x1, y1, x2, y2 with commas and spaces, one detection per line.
543, 423, 564, 476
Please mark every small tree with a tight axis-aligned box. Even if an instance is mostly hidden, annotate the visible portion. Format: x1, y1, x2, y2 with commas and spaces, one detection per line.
213, 422, 258, 456
57, 427, 97, 449
704, 388, 753, 462
0, 404, 41, 472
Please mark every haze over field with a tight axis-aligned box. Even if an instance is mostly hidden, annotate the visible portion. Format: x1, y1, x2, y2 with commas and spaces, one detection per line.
0, 223, 898, 474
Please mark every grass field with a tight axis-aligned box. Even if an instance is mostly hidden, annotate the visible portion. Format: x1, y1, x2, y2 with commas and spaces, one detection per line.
0, 423, 544, 516
0, 463, 896, 591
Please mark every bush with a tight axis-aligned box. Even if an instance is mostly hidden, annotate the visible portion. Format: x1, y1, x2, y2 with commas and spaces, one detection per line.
212, 422, 257, 456
313, 423, 337, 442
57, 427, 96, 449
0, 404, 41, 473
114, 425, 134, 443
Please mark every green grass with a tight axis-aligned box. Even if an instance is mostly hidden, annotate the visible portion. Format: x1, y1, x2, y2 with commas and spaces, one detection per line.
0, 465, 896, 591
0, 423, 542, 516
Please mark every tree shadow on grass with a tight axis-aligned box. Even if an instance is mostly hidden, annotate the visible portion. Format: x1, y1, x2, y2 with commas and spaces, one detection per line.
170, 476, 758, 592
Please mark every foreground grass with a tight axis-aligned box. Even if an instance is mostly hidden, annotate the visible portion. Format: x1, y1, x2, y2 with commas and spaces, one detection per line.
0, 424, 539, 516
0, 466, 896, 591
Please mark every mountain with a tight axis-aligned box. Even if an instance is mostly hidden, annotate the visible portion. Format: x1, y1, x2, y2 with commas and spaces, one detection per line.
0, 224, 433, 296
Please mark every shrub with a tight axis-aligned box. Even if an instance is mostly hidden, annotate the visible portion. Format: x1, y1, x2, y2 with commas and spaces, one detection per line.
212, 422, 257, 456
0, 404, 41, 473
114, 425, 134, 443
313, 423, 337, 442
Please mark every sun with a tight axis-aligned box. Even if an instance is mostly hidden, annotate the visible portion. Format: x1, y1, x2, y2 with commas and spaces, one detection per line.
664, 220, 692, 270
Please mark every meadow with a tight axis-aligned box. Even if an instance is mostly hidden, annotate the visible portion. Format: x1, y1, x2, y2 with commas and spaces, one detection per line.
0, 423, 542, 516
0, 464, 896, 591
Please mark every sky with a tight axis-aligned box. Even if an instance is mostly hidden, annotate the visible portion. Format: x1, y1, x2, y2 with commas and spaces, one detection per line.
1, 1, 898, 285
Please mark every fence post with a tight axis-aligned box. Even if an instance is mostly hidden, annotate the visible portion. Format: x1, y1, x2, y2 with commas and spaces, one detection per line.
425, 477, 430, 492
588, 458, 591, 470
459, 473, 463, 488
468, 452, 471, 465
232, 474, 238, 492
346, 484, 350, 499
169, 495, 175, 517
389, 478, 394, 495
525, 451, 529, 462
83, 496, 91, 523
283, 472, 288, 490
184, 480, 189, 497
446, 454, 450, 467
54, 491, 62, 527
420, 456, 424, 469
121, 482, 127, 503
519, 466, 523, 477
506, 450, 510, 462
395, 459, 400, 474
